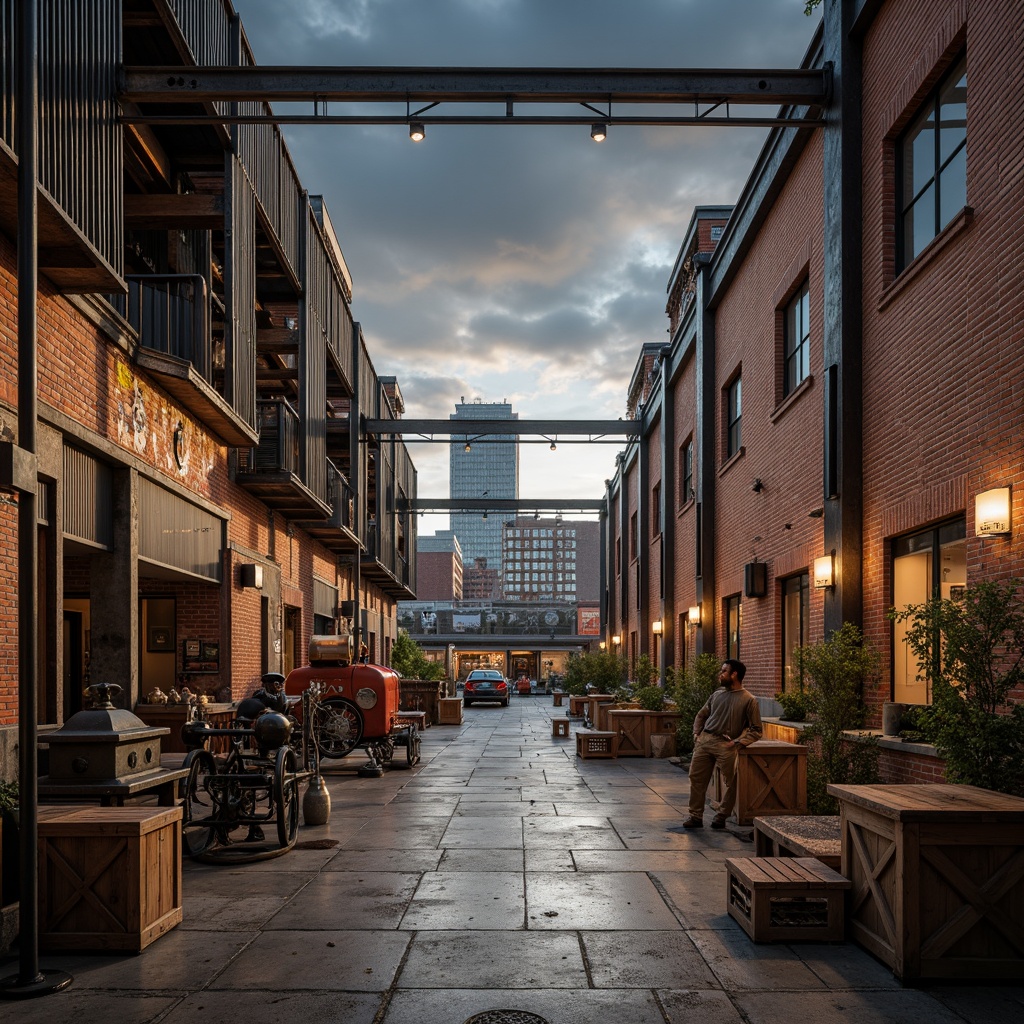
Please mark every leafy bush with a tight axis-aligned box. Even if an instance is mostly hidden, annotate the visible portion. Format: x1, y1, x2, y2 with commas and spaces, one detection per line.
563, 649, 629, 696
632, 685, 668, 711
891, 579, 1024, 796
670, 654, 721, 759
632, 654, 657, 688
796, 622, 881, 813
774, 688, 811, 722
390, 630, 446, 682
0, 779, 17, 812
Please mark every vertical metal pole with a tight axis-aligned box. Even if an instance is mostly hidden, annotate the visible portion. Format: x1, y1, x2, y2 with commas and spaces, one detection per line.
1, 0, 72, 997
16, 0, 42, 988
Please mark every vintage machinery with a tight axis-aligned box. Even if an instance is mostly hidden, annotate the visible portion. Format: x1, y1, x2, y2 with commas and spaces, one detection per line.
284, 635, 421, 776
177, 687, 319, 863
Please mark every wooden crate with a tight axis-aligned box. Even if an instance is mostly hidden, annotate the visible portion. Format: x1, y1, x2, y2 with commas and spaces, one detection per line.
713, 740, 808, 825
576, 730, 618, 759
829, 783, 1024, 981
552, 718, 570, 738
568, 696, 587, 717
437, 697, 464, 725
726, 856, 850, 943
397, 710, 428, 731
37, 805, 182, 952
753, 815, 841, 869
552, 692, 564, 707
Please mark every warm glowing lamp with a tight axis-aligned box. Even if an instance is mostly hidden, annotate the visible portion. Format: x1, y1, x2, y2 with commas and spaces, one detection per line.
975, 487, 1011, 536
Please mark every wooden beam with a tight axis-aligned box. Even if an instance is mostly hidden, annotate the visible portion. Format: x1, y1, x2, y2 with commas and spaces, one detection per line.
124, 193, 224, 229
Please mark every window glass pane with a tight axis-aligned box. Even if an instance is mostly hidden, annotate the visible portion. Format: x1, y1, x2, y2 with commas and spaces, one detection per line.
893, 547, 933, 704
938, 63, 967, 164
939, 145, 967, 228
905, 185, 935, 263
781, 574, 808, 693
904, 106, 937, 202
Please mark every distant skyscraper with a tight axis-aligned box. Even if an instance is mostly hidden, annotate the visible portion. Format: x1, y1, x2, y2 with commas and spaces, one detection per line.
450, 399, 519, 568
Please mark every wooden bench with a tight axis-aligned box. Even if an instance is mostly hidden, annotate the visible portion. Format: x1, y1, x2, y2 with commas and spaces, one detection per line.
397, 710, 428, 731
753, 815, 841, 869
575, 730, 619, 759
726, 856, 850, 943
552, 718, 570, 738
552, 692, 564, 707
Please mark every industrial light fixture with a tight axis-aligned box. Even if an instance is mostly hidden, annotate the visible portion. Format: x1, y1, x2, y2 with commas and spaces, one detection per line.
975, 486, 1011, 537
409, 121, 425, 142
482, 512, 488, 521
599, 641, 607, 651
550, 440, 557, 451
652, 619, 663, 635
464, 441, 472, 452
590, 122, 607, 142
612, 634, 621, 646
814, 551, 836, 590
687, 605, 701, 625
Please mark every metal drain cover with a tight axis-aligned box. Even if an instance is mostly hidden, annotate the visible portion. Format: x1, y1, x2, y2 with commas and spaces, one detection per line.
463, 1013, 549, 1024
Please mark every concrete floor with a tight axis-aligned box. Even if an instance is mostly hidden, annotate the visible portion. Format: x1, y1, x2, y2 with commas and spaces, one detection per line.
3, 699, 1023, 1023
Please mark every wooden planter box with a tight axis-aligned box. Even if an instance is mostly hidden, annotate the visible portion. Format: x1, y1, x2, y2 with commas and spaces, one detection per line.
607, 709, 684, 757
568, 695, 587, 717
713, 740, 808, 825
399, 679, 443, 725
753, 814, 841, 870
438, 697, 464, 725
829, 783, 1024, 981
585, 694, 615, 728
726, 856, 850, 943
37, 805, 182, 953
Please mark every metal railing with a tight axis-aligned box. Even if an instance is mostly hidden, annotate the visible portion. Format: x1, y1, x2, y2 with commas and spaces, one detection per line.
127, 274, 211, 382
326, 460, 355, 532
237, 398, 300, 474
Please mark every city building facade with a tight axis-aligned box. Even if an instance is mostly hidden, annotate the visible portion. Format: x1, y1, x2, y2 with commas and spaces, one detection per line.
449, 399, 519, 567
501, 517, 599, 603
603, 0, 1023, 784
0, 0, 416, 772
414, 531, 463, 601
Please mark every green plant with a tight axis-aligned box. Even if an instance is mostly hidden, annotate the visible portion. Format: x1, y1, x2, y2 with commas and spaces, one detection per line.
632, 653, 657, 688
774, 688, 811, 722
896, 703, 936, 744
563, 649, 629, 696
670, 653, 721, 759
0, 779, 17, 812
390, 630, 446, 682
891, 579, 1024, 796
633, 685, 667, 712
796, 622, 881, 813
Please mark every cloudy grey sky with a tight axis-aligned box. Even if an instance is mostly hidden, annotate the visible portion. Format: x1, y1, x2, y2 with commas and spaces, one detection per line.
231, 0, 820, 535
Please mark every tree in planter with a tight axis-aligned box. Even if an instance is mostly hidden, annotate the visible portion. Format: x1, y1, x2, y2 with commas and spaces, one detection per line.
670, 654, 721, 759
796, 622, 881, 814
391, 629, 446, 682
891, 579, 1024, 796
563, 649, 629, 696
632, 653, 657, 688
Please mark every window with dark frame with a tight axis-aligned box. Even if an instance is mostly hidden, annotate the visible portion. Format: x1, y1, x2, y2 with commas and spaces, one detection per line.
629, 511, 638, 561
652, 482, 661, 536
680, 439, 694, 505
784, 281, 810, 396
726, 375, 742, 458
726, 594, 741, 660
897, 55, 967, 271
781, 573, 809, 693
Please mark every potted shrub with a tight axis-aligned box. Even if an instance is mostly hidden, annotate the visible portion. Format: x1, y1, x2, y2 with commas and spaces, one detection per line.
774, 688, 812, 722
670, 653, 721, 761
891, 579, 1024, 795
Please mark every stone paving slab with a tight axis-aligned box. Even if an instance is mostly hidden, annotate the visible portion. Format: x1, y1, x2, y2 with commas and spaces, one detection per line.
265, 871, 422, 929
401, 871, 526, 930
526, 871, 681, 930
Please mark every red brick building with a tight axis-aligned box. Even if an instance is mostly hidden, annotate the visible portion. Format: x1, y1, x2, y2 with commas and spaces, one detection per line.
603, 0, 1023, 782
415, 531, 464, 601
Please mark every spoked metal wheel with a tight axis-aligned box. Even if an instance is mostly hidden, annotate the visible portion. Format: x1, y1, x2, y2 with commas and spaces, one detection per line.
180, 749, 218, 857
312, 698, 364, 759
274, 746, 300, 849
393, 726, 421, 769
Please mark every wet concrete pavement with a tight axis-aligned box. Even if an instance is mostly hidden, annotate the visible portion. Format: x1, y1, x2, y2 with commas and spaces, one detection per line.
3, 698, 1023, 1023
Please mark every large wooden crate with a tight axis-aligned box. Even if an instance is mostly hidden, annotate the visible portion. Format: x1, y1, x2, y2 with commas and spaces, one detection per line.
726, 856, 850, 943
568, 695, 587, 717
37, 805, 182, 952
438, 697, 464, 725
714, 740, 807, 825
576, 730, 619, 759
829, 783, 1024, 981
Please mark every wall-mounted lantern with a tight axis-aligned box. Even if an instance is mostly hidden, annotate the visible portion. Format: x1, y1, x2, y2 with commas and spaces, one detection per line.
687, 605, 701, 625
975, 487, 1011, 537
813, 552, 835, 590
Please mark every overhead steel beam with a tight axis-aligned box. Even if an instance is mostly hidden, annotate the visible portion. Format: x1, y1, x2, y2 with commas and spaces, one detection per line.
365, 418, 638, 437
121, 65, 829, 106
402, 498, 604, 513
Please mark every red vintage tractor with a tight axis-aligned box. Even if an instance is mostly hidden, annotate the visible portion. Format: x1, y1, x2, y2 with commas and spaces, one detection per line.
284, 635, 420, 776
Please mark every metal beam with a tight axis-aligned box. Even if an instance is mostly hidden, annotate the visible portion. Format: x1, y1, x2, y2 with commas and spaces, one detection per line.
402, 498, 604, 513
121, 65, 828, 106
365, 418, 638, 437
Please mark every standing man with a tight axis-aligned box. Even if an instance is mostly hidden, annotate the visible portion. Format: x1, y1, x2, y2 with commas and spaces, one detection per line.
683, 659, 763, 829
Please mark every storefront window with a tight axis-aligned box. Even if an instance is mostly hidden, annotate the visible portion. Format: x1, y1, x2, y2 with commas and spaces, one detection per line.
892, 517, 966, 703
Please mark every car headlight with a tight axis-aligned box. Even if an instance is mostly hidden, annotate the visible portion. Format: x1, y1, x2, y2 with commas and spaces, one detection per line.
355, 687, 378, 709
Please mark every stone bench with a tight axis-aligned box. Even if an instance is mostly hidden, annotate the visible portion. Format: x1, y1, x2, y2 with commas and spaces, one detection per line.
753, 815, 841, 870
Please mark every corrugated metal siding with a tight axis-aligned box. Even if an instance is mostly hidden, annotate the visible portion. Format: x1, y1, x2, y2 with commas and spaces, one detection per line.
226, 154, 256, 430
138, 476, 223, 581
313, 577, 338, 619
62, 444, 113, 549
2, 0, 122, 274
300, 203, 327, 503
